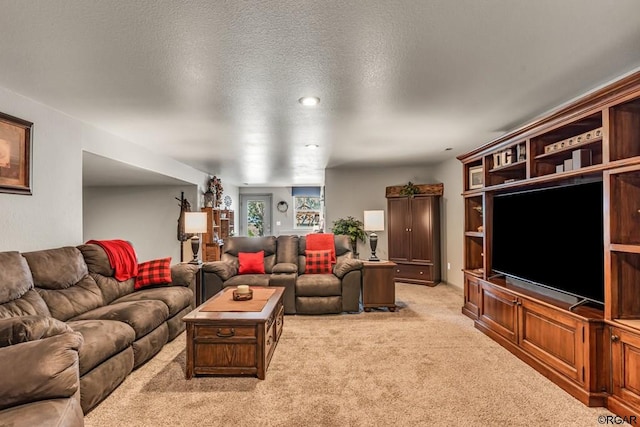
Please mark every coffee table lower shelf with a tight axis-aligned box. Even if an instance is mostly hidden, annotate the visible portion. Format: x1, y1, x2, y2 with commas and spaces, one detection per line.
182, 287, 285, 380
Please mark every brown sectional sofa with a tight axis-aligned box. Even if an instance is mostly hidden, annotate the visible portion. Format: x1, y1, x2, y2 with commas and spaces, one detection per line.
0, 244, 197, 427
202, 234, 363, 314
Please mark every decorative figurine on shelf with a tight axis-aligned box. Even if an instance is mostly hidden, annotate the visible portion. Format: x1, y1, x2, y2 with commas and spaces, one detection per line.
207, 175, 223, 208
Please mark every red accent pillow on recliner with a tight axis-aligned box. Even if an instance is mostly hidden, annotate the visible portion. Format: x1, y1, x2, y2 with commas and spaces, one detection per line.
305, 249, 333, 274
238, 251, 265, 274
306, 233, 336, 264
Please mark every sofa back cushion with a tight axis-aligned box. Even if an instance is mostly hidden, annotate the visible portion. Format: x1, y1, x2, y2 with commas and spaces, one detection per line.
23, 247, 104, 321
0, 251, 51, 318
222, 236, 277, 273
276, 235, 299, 264
78, 244, 135, 303
0, 251, 34, 304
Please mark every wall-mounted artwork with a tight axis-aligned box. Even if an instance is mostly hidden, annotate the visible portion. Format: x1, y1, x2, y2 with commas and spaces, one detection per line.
0, 112, 32, 195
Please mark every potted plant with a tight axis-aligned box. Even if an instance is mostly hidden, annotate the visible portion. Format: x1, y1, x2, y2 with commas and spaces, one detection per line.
331, 216, 367, 257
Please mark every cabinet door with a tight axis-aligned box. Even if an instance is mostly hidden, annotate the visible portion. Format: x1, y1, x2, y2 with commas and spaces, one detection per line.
463, 274, 480, 319
387, 198, 410, 262
409, 196, 435, 263
611, 327, 640, 409
519, 299, 584, 383
479, 282, 518, 343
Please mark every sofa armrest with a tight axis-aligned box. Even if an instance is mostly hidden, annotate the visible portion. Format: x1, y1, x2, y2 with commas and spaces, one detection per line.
333, 259, 363, 279
272, 263, 298, 274
202, 261, 237, 281
0, 315, 73, 348
170, 263, 199, 287
0, 318, 83, 411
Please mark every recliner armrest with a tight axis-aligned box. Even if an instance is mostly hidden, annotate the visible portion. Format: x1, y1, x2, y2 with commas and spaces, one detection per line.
0, 315, 73, 348
333, 259, 363, 278
170, 263, 199, 287
202, 261, 237, 281
272, 263, 298, 274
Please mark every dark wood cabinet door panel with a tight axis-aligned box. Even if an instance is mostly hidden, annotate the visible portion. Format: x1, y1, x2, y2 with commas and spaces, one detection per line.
519, 299, 583, 383
611, 327, 640, 410
479, 283, 518, 343
409, 196, 435, 263
387, 197, 410, 262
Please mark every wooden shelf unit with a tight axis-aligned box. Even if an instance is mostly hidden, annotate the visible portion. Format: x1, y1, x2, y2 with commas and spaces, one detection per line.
458, 70, 640, 418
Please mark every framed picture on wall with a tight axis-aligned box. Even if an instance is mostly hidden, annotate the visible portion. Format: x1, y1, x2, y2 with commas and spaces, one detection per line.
0, 112, 33, 195
468, 165, 483, 190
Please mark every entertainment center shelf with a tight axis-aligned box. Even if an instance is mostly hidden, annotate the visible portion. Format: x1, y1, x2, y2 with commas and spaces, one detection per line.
459, 70, 640, 419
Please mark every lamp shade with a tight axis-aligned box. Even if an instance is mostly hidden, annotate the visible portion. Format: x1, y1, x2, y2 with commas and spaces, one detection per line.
364, 210, 385, 232
184, 212, 208, 233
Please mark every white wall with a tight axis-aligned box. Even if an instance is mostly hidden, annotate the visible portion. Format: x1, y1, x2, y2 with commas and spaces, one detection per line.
83, 185, 197, 262
434, 157, 464, 288
324, 166, 437, 260
239, 186, 319, 237
0, 85, 209, 252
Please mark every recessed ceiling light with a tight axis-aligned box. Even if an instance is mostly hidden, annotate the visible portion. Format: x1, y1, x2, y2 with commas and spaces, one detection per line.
299, 96, 320, 106
305, 144, 319, 149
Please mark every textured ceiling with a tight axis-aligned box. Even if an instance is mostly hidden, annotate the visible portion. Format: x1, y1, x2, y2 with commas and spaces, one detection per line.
2, 0, 640, 186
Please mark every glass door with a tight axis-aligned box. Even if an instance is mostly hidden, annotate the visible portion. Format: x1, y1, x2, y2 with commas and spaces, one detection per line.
239, 194, 272, 237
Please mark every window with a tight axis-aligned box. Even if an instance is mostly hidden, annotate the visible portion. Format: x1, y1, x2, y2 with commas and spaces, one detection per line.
292, 187, 323, 230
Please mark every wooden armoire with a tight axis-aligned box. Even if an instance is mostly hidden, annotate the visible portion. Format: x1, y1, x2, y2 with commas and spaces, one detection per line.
385, 183, 442, 286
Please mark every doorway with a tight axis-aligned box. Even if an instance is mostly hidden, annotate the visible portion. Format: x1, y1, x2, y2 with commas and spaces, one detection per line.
239, 194, 272, 237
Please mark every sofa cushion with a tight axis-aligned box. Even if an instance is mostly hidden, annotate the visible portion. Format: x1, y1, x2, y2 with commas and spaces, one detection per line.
36, 275, 104, 321
0, 332, 83, 411
77, 243, 114, 277
113, 286, 192, 317
305, 250, 333, 274
276, 235, 299, 264
70, 300, 169, 339
238, 251, 265, 274
66, 319, 135, 376
0, 252, 34, 304
90, 273, 135, 305
272, 262, 298, 274
22, 247, 88, 290
295, 274, 341, 297
0, 289, 51, 319
224, 275, 270, 287
223, 236, 277, 273
135, 257, 172, 290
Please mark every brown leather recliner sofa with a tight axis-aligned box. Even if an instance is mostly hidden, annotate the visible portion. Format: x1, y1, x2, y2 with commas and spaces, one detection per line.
201, 234, 363, 314
0, 244, 197, 426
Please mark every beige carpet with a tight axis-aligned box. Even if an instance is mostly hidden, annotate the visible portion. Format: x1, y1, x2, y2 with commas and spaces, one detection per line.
84, 283, 614, 426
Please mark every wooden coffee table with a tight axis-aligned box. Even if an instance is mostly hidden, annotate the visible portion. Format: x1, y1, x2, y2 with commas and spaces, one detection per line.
182, 286, 284, 380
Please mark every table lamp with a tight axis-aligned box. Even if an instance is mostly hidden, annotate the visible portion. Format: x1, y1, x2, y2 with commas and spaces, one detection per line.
184, 211, 208, 264
364, 210, 384, 261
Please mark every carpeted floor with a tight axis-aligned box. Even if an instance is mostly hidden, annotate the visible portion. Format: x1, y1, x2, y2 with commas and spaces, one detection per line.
84, 283, 615, 426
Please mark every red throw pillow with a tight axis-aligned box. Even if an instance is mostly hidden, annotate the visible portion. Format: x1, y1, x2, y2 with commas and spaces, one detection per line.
238, 251, 265, 274
305, 250, 333, 274
306, 233, 336, 264
135, 257, 171, 290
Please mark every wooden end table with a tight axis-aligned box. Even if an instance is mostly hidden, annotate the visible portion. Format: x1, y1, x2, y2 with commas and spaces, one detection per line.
362, 260, 397, 312
182, 286, 284, 380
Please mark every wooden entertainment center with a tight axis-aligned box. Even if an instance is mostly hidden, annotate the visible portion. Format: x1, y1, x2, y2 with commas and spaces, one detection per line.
458, 70, 640, 418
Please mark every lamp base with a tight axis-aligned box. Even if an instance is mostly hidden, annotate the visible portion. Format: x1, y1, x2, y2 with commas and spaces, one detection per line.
189, 236, 202, 265
368, 232, 380, 261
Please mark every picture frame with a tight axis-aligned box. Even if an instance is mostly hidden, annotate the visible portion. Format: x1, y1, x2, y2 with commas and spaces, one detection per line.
468, 165, 483, 190
0, 112, 33, 195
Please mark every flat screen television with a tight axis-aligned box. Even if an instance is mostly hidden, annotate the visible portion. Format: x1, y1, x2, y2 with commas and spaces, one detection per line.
491, 180, 604, 305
